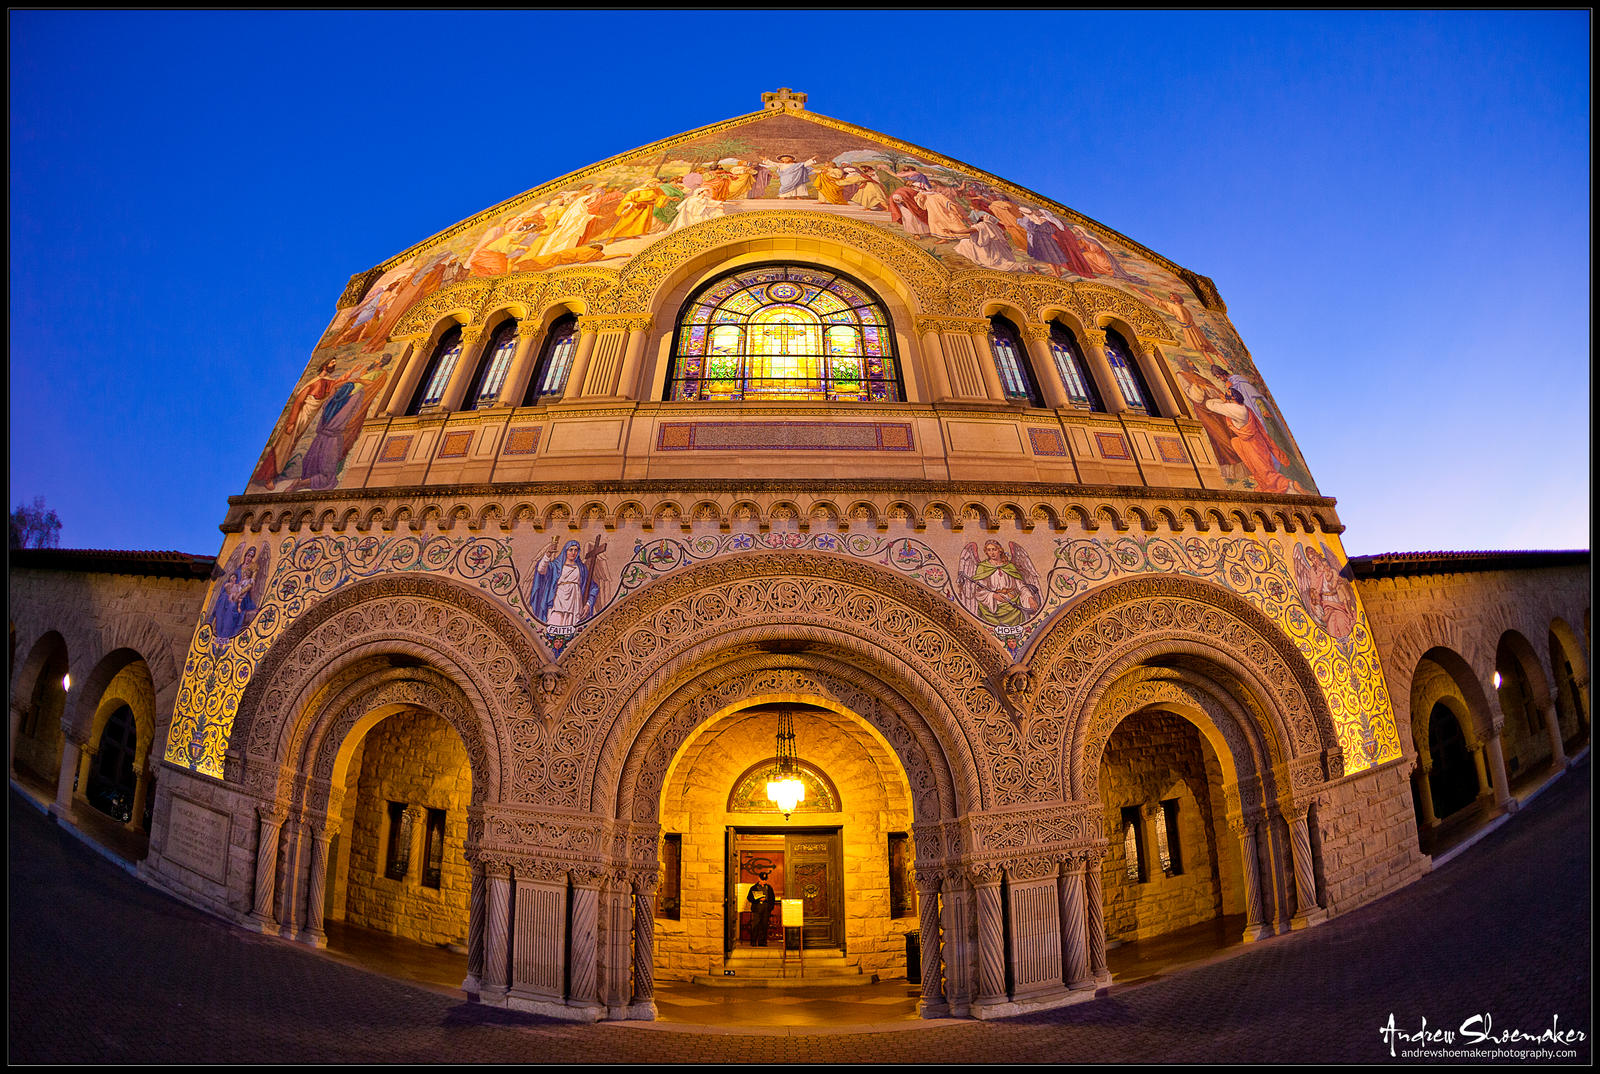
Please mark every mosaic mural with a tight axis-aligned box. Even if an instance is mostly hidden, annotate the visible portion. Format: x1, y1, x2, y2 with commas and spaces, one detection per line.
168, 524, 1396, 779
244, 109, 1314, 497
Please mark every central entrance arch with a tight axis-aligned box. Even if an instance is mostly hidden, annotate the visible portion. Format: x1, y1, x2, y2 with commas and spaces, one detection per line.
654, 696, 918, 982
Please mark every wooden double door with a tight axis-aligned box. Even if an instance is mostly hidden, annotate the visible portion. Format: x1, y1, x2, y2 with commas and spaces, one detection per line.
726, 827, 843, 952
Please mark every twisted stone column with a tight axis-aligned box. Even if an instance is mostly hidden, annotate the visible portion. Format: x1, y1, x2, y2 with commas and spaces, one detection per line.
1286, 805, 1324, 929
463, 859, 485, 993
968, 864, 1007, 1006
483, 861, 512, 996
250, 808, 288, 934
631, 873, 658, 1014
276, 817, 308, 935
299, 820, 337, 946
915, 870, 946, 1015
1058, 854, 1092, 989
1230, 817, 1269, 941
1084, 849, 1108, 984
568, 869, 602, 1008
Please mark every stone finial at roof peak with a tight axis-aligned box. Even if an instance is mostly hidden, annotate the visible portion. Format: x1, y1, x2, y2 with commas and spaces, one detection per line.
761, 87, 807, 112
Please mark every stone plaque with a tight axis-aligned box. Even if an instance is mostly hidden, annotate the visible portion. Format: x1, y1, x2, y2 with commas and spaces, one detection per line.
166, 796, 231, 884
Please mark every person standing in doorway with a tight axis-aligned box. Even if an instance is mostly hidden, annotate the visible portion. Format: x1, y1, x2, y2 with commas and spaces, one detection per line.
747, 871, 777, 946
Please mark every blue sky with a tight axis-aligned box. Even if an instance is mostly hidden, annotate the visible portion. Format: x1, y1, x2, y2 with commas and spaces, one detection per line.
8, 11, 1590, 557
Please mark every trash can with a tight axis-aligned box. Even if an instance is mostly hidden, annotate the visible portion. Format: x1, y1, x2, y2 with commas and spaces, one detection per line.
905, 930, 921, 984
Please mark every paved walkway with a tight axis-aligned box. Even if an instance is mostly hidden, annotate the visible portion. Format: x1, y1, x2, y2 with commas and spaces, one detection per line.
8, 759, 1591, 1063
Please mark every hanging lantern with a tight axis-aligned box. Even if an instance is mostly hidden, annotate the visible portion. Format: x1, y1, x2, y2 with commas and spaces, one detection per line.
765, 708, 805, 819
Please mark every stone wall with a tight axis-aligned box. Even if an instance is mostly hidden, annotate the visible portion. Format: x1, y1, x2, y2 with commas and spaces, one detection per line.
655, 707, 915, 980
339, 708, 472, 947
1313, 758, 1428, 916
1097, 711, 1234, 942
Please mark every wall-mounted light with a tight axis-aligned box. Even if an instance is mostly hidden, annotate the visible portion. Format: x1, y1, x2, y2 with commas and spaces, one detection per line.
61, 673, 71, 692
1493, 671, 1503, 689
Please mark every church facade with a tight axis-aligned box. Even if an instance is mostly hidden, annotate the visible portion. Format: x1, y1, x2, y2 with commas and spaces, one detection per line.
9, 91, 1589, 1023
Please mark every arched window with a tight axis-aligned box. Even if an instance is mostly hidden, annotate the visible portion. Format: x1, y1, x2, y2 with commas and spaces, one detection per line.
465, 320, 519, 410
523, 314, 579, 404
1103, 327, 1156, 415
666, 264, 902, 402
987, 316, 1043, 406
87, 705, 137, 823
1047, 323, 1104, 411
407, 325, 464, 414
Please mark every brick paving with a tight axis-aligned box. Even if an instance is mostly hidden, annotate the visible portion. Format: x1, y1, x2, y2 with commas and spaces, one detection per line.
9, 758, 1590, 1064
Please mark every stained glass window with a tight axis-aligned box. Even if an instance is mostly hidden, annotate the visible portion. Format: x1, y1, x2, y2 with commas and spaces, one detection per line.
667, 264, 902, 402
1048, 324, 1104, 410
1103, 327, 1155, 415
525, 314, 579, 403
987, 317, 1044, 406
408, 326, 464, 413
468, 321, 519, 409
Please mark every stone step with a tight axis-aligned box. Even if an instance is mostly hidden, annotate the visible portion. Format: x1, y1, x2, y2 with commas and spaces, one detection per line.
693, 947, 879, 987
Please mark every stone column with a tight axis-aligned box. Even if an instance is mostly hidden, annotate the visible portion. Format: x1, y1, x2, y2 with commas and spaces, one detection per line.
969, 328, 1009, 403
1130, 337, 1181, 417
559, 321, 600, 402
1058, 853, 1092, 989
938, 867, 974, 1016
631, 873, 658, 1019
439, 324, 487, 411
1021, 325, 1070, 409
612, 320, 652, 401
568, 868, 603, 1011
598, 870, 633, 1016
1414, 762, 1438, 827
299, 820, 338, 947
917, 327, 952, 402
1084, 848, 1109, 985
276, 817, 309, 936
51, 731, 84, 819
74, 742, 97, 801
499, 321, 545, 408
1471, 744, 1492, 800
250, 807, 288, 934
914, 869, 947, 1016
1079, 329, 1128, 415
130, 765, 152, 831
968, 864, 1007, 1009
1541, 703, 1568, 769
8, 701, 27, 768
482, 861, 512, 999
1231, 817, 1270, 942
385, 337, 433, 416
1485, 726, 1514, 811
462, 859, 485, 993
1286, 805, 1324, 929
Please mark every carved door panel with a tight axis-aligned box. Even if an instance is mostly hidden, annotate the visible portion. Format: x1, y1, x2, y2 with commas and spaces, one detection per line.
785, 832, 842, 949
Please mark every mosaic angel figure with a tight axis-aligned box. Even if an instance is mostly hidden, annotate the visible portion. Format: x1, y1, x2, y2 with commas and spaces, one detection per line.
206, 540, 271, 647
1294, 542, 1357, 640
957, 539, 1043, 628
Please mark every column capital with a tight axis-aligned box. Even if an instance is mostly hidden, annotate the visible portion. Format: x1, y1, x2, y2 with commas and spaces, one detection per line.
965, 861, 1005, 887
258, 805, 289, 827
